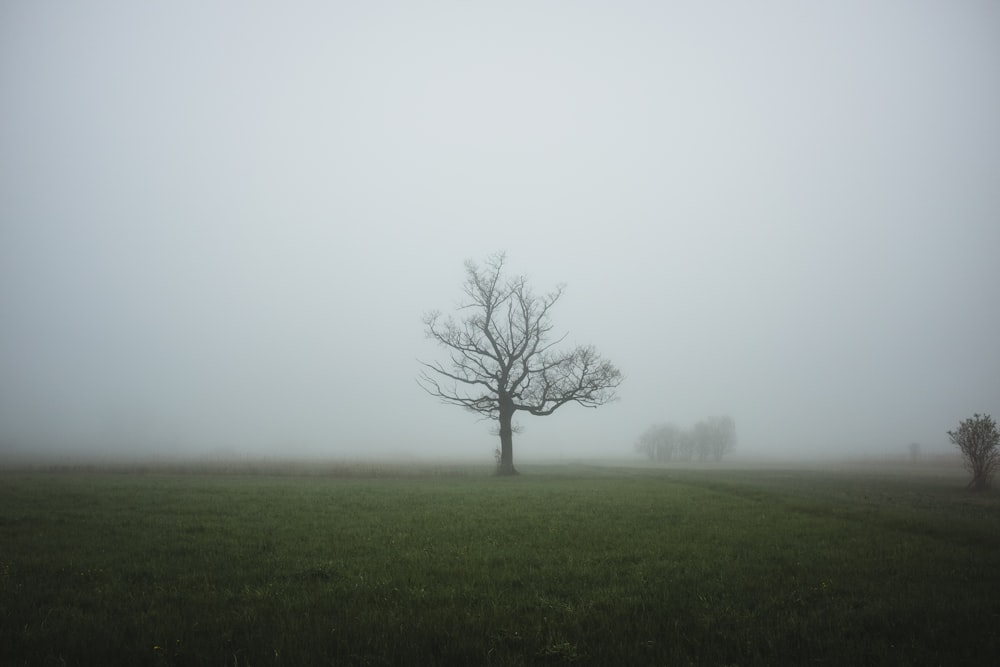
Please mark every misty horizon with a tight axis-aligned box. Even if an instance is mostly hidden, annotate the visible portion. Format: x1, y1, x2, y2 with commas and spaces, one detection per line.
2, 2, 998, 465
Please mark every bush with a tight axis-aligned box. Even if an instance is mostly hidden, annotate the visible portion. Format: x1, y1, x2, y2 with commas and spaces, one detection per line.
948, 413, 1000, 491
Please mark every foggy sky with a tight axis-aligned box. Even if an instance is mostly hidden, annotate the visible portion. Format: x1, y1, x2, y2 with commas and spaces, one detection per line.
2, 1, 998, 462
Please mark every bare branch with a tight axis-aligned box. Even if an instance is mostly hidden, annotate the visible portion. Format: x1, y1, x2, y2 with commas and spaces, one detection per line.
515, 345, 623, 415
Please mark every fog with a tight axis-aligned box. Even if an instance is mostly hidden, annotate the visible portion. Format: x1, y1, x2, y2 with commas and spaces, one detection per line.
2, 1, 998, 464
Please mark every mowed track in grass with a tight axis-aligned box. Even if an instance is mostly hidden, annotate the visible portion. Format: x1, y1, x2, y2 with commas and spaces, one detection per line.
1, 463, 998, 666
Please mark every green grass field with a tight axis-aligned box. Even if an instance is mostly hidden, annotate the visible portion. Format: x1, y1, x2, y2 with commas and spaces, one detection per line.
1, 462, 998, 665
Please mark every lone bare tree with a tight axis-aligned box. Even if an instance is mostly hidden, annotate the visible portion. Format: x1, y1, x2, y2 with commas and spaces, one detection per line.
418, 253, 623, 474
948, 413, 999, 491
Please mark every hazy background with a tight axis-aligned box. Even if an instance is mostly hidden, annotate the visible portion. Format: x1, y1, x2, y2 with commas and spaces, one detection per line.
2, 1, 998, 463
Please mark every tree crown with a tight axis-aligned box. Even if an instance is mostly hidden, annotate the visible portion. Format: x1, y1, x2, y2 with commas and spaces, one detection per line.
418, 253, 622, 419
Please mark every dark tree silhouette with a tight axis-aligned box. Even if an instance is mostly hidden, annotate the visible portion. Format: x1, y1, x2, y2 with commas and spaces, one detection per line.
948, 413, 999, 491
419, 253, 623, 474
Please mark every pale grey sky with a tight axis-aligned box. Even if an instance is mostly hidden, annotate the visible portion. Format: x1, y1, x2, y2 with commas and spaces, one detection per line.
2, 1, 998, 461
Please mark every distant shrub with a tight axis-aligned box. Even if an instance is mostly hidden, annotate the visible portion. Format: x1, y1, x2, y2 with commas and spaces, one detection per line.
948, 413, 999, 491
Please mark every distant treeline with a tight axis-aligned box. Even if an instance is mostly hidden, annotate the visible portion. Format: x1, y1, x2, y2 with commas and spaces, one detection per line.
635, 415, 736, 462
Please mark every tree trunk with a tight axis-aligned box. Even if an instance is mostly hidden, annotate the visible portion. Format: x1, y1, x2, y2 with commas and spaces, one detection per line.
970, 469, 990, 491
496, 397, 517, 475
